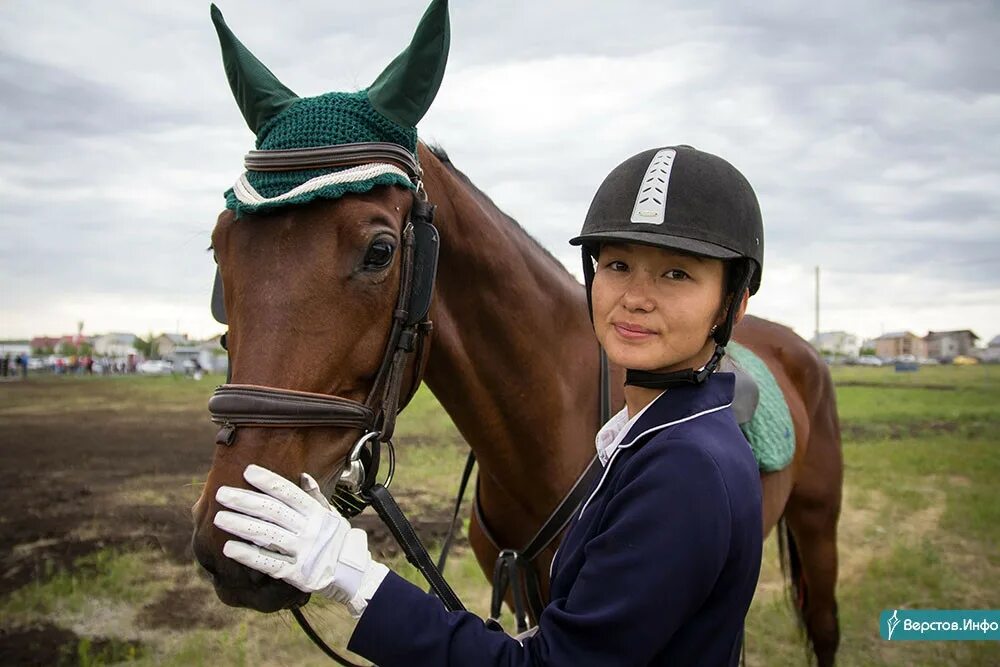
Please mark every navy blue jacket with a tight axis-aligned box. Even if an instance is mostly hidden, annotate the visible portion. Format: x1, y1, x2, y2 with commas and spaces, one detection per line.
349, 372, 763, 666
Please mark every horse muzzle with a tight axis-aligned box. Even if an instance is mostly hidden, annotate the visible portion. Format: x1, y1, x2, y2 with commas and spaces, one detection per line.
191, 517, 309, 613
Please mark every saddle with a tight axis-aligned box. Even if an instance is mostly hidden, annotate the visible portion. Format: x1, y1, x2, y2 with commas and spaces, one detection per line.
723, 342, 795, 473
720, 354, 759, 426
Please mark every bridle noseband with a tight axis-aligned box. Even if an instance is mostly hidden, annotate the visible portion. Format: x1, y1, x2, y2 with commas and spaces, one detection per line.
208, 141, 439, 517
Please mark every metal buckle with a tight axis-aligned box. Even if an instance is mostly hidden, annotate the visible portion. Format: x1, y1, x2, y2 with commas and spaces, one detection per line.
337, 431, 396, 494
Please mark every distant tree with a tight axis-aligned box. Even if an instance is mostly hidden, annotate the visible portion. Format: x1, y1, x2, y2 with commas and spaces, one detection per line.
57, 342, 78, 356
135, 333, 159, 359
79, 342, 94, 356
860, 346, 876, 356
32, 345, 54, 355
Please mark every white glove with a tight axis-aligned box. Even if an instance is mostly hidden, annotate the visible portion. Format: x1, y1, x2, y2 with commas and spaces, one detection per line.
214, 463, 388, 616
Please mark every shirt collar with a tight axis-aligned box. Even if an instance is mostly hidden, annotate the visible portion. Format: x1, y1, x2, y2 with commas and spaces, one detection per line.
593, 373, 737, 465
594, 390, 665, 465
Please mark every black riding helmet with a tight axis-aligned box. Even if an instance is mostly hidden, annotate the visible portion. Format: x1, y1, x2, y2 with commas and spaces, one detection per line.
570, 145, 764, 389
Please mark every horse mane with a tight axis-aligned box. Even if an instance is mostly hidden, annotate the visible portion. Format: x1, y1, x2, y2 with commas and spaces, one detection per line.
428, 144, 571, 276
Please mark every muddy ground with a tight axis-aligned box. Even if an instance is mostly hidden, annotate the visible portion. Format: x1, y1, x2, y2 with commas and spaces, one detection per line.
0, 377, 461, 665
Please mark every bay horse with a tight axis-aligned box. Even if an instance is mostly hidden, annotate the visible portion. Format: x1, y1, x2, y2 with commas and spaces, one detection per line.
191, 142, 843, 665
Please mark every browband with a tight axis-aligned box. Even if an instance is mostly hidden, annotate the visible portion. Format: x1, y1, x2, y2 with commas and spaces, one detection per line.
244, 141, 421, 179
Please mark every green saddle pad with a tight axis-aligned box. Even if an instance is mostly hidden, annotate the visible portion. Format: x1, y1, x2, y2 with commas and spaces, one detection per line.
727, 342, 795, 472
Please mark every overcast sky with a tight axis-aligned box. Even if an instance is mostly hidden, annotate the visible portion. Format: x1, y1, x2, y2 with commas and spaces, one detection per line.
2, 0, 998, 345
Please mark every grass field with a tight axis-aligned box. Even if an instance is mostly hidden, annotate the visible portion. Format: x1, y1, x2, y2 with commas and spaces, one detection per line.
1, 365, 998, 665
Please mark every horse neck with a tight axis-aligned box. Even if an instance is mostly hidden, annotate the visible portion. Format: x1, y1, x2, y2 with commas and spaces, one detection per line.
418, 149, 601, 536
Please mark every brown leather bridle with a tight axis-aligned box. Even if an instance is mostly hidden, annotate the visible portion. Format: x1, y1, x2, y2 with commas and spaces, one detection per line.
208, 141, 439, 516
206, 141, 608, 663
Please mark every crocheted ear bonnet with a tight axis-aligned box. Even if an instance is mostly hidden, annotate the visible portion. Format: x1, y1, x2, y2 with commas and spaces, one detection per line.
211, 0, 450, 217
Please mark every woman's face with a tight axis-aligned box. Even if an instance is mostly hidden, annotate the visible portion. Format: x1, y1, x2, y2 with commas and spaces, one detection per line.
592, 243, 727, 374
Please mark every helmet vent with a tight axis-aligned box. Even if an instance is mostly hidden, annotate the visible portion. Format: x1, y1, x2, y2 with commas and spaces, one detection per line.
630, 148, 676, 224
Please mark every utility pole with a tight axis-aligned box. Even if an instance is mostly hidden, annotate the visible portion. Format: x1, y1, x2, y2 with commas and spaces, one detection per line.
814, 266, 820, 346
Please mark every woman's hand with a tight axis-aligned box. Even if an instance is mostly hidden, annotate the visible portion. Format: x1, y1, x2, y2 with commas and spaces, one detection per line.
214, 464, 387, 614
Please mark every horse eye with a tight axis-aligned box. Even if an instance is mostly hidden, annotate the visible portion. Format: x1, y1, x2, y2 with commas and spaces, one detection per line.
363, 240, 395, 269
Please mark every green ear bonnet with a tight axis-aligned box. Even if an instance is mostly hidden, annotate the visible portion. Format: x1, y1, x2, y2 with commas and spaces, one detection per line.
211, 1, 449, 217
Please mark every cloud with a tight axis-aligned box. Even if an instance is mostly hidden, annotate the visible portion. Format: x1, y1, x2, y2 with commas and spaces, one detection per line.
1, 0, 998, 344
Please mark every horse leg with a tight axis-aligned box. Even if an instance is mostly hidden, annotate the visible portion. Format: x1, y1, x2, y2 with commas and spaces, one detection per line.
760, 467, 795, 537
783, 429, 843, 666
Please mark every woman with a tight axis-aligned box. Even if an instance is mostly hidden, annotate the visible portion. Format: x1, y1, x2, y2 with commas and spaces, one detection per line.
214, 145, 764, 666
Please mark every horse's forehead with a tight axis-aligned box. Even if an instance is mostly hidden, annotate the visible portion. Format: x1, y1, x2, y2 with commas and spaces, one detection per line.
217, 187, 411, 246
285, 187, 414, 227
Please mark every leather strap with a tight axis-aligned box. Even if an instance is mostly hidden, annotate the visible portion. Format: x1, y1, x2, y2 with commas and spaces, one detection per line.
291, 479, 467, 667
291, 608, 367, 667
245, 141, 421, 179
438, 449, 476, 572
491, 549, 529, 633
209, 384, 375, 445
481, 454, 603, 630
521, 456, 601, 564
366, 484, 465, 612
434, 451, 477, 576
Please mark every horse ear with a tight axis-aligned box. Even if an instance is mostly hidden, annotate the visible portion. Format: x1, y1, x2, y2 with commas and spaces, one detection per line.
211, 4, 299, 134
368, 0, 450, 128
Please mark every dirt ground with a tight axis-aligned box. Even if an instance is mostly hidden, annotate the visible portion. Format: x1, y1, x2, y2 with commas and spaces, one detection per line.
0, 378, 461, 665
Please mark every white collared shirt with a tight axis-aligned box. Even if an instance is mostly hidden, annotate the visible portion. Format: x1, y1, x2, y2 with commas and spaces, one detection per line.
594, 390, 666, 466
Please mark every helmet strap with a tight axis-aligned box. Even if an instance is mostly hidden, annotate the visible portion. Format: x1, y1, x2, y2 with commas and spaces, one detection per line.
624, 344, 725, 389
713, 259, 754, 346
581, 247, 597, 325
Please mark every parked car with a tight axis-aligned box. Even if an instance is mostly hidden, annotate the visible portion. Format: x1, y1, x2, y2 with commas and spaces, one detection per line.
856, 355, 884, 367
137, 359, 174, 375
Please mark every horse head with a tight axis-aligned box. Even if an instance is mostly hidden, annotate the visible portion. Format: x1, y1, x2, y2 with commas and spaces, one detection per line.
191, 0, 449, 613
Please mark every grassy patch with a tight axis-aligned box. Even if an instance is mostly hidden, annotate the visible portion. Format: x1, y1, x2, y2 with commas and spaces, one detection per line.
831, 364, 999, 389
1, 548, 166, 620
392, 384, 465, 442
4, 365, 999, 664
745, 365, 1000, 665
0, 373, 225, 416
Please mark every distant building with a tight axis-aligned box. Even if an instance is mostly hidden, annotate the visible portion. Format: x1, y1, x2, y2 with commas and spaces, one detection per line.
975, 334, 1000, 363
814, 331, 862, 357
30, 336, 62, 352
93, 333, 139, 357
874, 331, 927, 359
924, 330, 979, 361
154, 333, 190, 358
166, 344, 200, 365
30, 334, 90, 353
0, 341, 31, 356
198, 336, 228, 373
